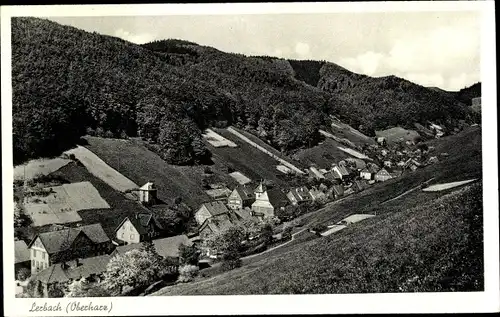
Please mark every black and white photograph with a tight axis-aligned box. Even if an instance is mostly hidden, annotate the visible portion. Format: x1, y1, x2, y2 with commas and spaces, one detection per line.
2, 2, 498, 315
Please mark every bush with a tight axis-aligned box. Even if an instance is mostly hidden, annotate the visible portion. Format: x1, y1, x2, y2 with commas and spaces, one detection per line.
177, 265, 199, 283
282, 225, 293, 240
16, 268, 31, 281
221, 257, 242, 272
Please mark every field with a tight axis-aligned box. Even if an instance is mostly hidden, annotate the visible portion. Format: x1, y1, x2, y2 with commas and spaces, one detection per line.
229, 171, 252, 185
202, 129, 237, 148
154, 182, 483, 295
24, 181, 109, 227
226, 127, 307, 172
337, 146, 371, 160
64, 145, 138, 192
208, 129, 295, 187
423, 179, 478, 192
81, 136, 234, 209
13, 158, 71, 181
375, 127, 421, 144
48, 162, 149, 238
329, 120, 376, 146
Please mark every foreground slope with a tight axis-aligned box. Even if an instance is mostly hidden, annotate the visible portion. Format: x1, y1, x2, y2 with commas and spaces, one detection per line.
154, 182, 483, 295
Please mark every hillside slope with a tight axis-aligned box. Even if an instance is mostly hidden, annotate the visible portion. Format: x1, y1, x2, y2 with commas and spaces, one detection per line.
153, 127, 483, 295
154, 182, 483, 295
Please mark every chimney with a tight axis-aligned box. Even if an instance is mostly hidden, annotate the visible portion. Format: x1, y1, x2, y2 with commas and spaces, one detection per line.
61, 262, 68, 270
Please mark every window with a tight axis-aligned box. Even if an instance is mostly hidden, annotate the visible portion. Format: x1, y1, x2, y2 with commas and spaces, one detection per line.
32, 260, 35, 267
130, 234, 134, 240
41, 252, 45, 259
121, 232, 125, 238
32, 249, 37, 257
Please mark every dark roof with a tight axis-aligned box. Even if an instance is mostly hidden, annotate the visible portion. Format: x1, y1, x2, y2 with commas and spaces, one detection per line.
333, 165, 350, 176
199, 214, 236, 235
289, 187, 311, 202
233, 185, 254, 201
267, 188, 288, 208
353, 179, 369, 191
111, 235, 192, 259
333, 185, 345, 196
28, 223, 110, 254
233, 208, 258, 222
31, 254, 111, 284
15, 240, 30, 264
115, 212, 162, 235
200, 201, 229, 217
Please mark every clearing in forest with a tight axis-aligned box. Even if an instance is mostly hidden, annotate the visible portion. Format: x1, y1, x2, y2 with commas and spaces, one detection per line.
203, 129, 238, 148
64, 145, 138, 193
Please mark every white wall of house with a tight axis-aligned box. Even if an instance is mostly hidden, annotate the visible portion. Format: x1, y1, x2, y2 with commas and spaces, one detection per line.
195, 205, 213, 225
116, 219, 141, 244
30, 237, 50, 274
360, 171, 372, 180
227, 190, 243, 210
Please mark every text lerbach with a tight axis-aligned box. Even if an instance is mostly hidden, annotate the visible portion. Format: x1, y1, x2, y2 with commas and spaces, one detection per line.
29, 301, 110, 313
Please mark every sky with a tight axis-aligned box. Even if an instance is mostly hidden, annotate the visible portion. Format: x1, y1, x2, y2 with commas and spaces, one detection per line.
48, 11, 481, 91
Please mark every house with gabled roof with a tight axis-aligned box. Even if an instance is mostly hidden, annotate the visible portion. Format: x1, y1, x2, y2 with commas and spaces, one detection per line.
115, 212, 163, 245
111, 234, 192, 261
227, 185, 255, 210
374, 168, 393, 182
195, 201, 230, 226
27, 223, 111, 275
332, 184, 345, 199
30, 254, 112, 297
198, 214, 236, 239
287, 186, 312, 206
332, 164, 352, 181
232, 207, 260, 223
360, 163, 380, 180
138, 181, 158, 205
353, 179, 369, 192
15, 240, 31, 277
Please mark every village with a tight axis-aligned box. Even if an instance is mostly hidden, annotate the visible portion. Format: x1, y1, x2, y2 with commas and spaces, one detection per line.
13, 118, 451, 298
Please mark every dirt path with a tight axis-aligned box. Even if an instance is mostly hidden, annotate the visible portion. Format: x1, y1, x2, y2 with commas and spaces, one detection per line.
381, 177, 435, 205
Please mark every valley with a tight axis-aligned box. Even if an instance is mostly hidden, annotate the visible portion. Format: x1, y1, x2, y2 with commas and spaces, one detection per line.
10, 16, 484, 299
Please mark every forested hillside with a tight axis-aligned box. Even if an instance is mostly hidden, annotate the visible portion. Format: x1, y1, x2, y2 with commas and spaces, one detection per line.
12, 17, 479, 165
287, 61, 477, 135
454, 82, 481, 105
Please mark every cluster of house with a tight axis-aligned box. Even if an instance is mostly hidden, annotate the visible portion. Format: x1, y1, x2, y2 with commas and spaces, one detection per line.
195, 182, 288, 240
15, 182, 193, 297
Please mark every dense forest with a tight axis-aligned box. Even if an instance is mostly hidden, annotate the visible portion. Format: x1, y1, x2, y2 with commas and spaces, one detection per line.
453, 82, 481, 105
12, 17, 479, 165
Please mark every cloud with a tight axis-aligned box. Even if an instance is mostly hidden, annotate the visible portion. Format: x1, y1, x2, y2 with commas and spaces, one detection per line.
339, 51, 384, 76
114, 28, 156, 44
386, 25, 479, 74
446, 72, 480, 91
295, 42, 310, 57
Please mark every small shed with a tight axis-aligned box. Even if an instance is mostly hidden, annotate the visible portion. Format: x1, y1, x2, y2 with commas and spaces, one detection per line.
138, 182, 157, 204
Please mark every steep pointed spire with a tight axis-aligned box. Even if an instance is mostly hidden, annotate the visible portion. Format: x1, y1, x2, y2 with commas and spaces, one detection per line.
254, 180, 266, 193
